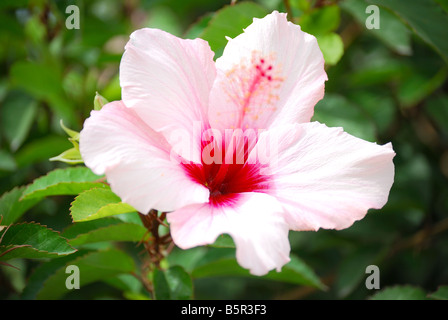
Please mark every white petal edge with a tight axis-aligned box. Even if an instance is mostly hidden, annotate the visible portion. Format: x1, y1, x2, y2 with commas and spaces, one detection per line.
79, 101, 209, 213
250, 122, 396, 231
208, 11, 327, 131
120, 28, 216, 162
167, 192, 291, 276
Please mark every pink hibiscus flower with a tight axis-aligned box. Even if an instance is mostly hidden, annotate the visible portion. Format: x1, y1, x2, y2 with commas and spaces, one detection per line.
79, 11, 395, 276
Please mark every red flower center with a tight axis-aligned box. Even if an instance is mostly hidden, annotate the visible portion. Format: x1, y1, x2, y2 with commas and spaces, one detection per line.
182, 132, 271, 207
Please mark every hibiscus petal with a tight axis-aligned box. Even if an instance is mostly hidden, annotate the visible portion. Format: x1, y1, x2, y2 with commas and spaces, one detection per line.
120, 28, 216, 162
167, 192, 291, 276
208, 11, 327, 131
79, 101, 209, 213
251, 122, 395, 231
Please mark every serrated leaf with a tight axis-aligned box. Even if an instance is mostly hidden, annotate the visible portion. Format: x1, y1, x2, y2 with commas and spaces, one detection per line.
191, 251, 325, 290
154, 266, 193, 300
36, 248, 135, 299
199, 2, 268, 57
428, 286, 448, 300
21, 167, 106, 201
62, 217, 148, 246
70, 187, 136, 222
370, 285, 427, 300
0, 186, 42, 225
0, 222, 76, 261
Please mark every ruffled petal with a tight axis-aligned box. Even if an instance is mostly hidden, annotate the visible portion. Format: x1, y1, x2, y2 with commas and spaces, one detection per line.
208, 11, 327, 131
250, 122, 395, 231
167, 192, 291, 276
120, 28, 216, 162
79, 101, 209, 213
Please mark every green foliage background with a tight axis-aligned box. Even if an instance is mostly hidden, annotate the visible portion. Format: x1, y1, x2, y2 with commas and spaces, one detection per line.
1, 0, 448, 300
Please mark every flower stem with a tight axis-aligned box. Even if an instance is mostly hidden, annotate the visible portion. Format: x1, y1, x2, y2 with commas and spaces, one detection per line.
137, 210, 173, 296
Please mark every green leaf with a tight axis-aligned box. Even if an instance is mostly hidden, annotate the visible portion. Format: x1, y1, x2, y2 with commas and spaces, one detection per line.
297, 5, 344, 65
21, 167, 106, 201
0, 222, 76, 261
105, 273, 145, 297
123, 292, 151, 300
167, 247, 208, 273
316, 32, 344, 66
93, 91, 109, 111
300, 5, 341, 36
425, 94, 448, 135
62, 216, 148, 246
0, 0, 29, 9
209, 234, 235, 248
14, 135, 72, 168
0, 186, 42, 225
184, 13, 213, 39
21, 250, 91, 299
268, 255, 327, 289
368, 0, 448, 63
1, 258, 26, 291
0, 150, 17, 172
67, 223, 147, 246
313, 93, 377, 142
70, 187, 135, 222
191, 251, 325, 290
59, 120, 80, 141
101, 73, 121, 102
397, 66, 448, 108
341, 0, 412, 55
348, 58, 407, 87
144, 5, 182, 37
35, 248, 135, 299
435, 0, 448, 12
370, 285, 427, 300
9, 61, 76, 125
428, 286, 448, 300
49, 147, 84, 164
199, 2, 268, 57
0, 94, 37, 152
154, 266, 193, 300
347, 90, 396, 135
334, 249, 380, 298
50, 120, 83, 164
